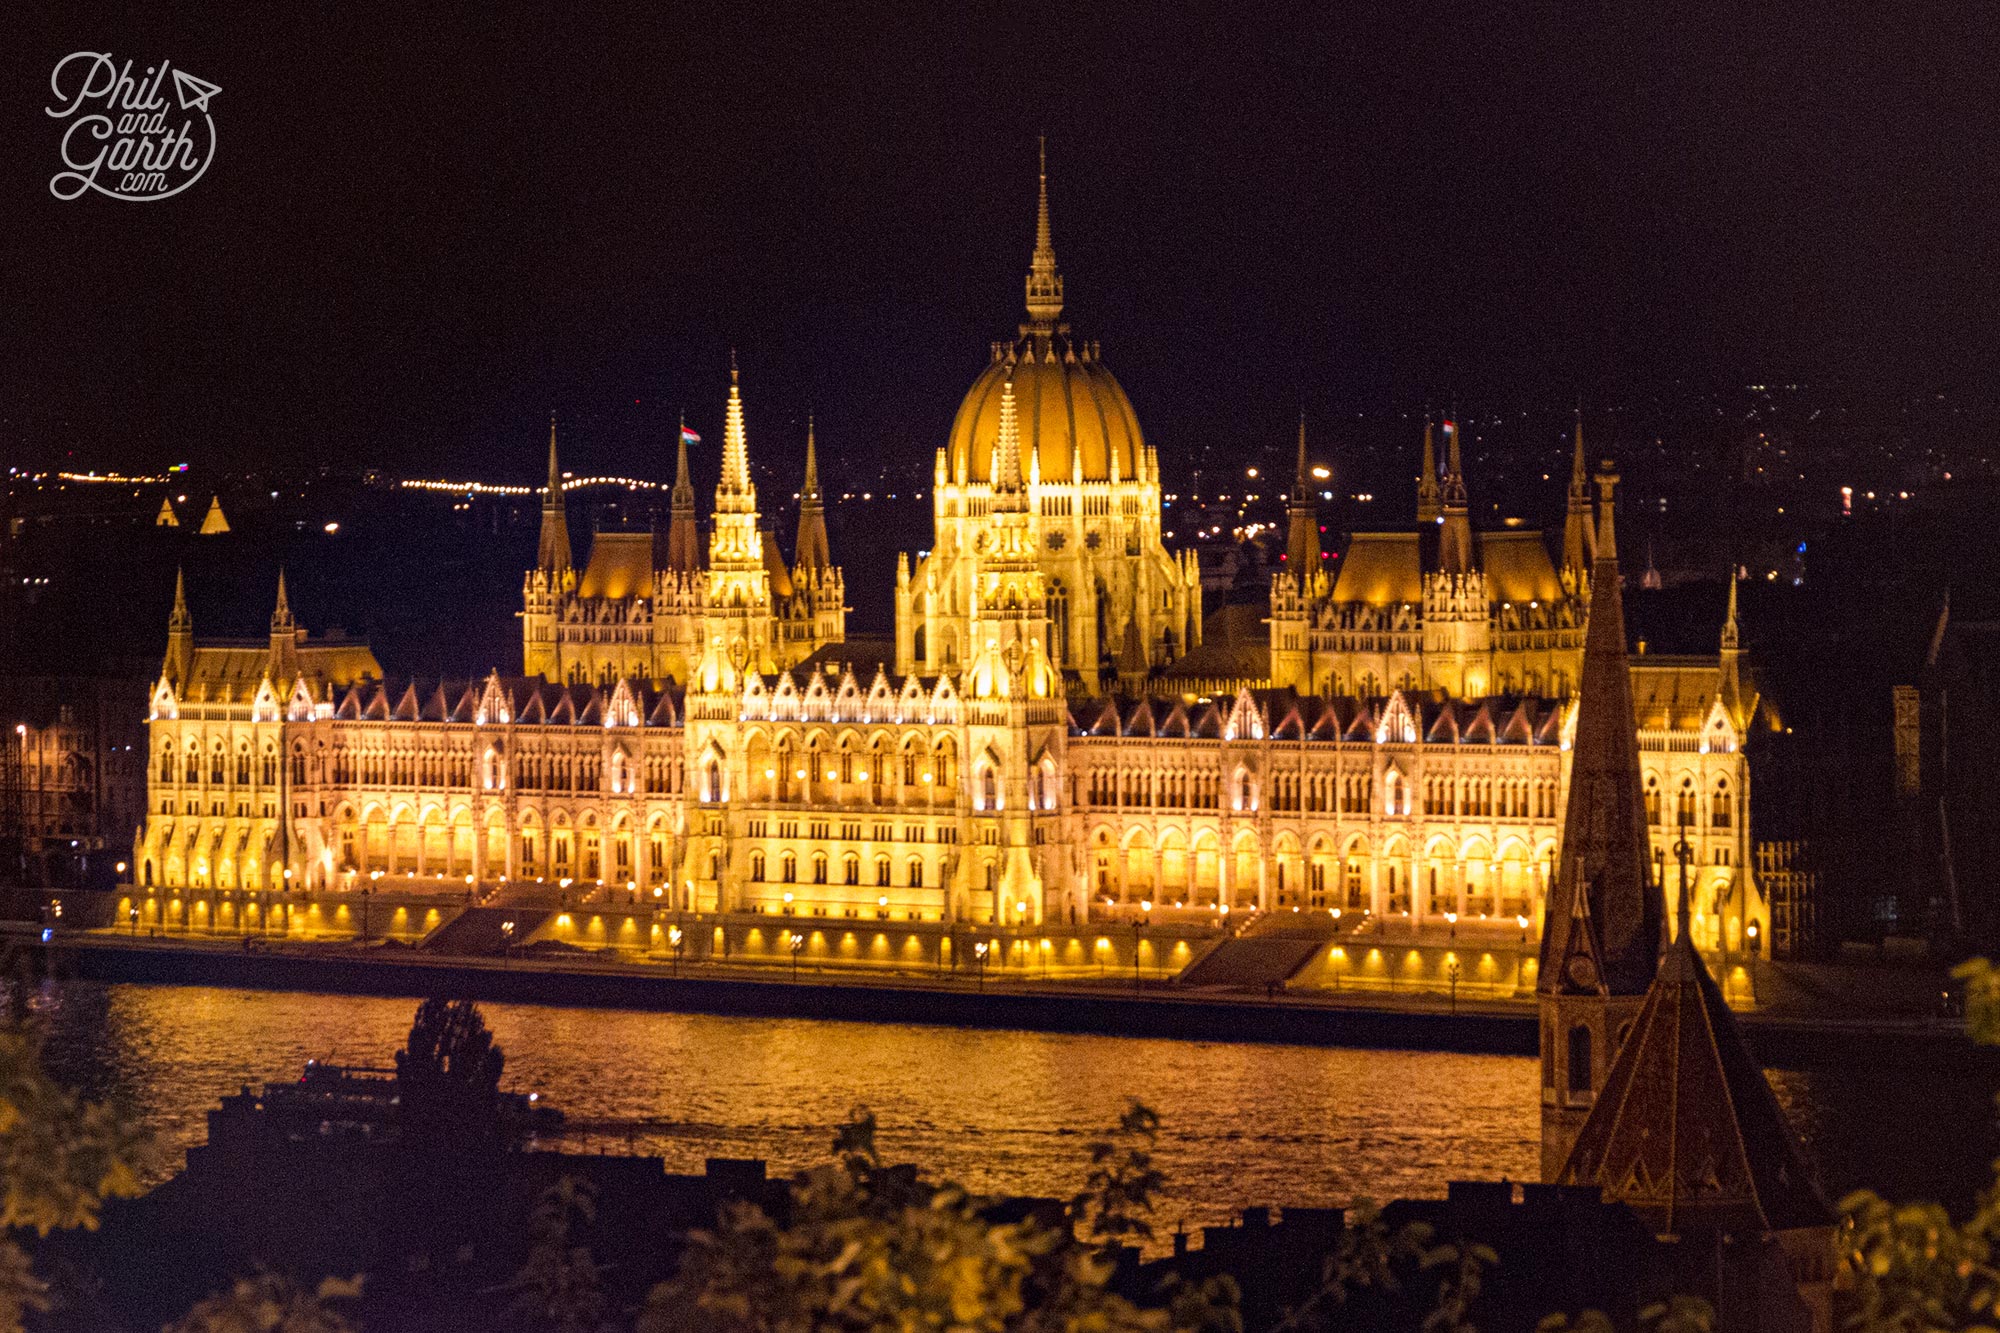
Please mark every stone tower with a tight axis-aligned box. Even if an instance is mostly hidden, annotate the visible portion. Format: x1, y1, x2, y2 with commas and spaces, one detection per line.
1539, 463, 1664, 1181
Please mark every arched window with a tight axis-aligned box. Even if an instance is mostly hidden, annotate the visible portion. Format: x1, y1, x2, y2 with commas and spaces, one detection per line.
780, 853, 796, 883
1712, 778, 1733, 829
1676, 777, 1696, 828
750, 851, 766, 882
842, 855, 859, 886
979, 766, 999, 811
907, 857, 924, 888
703, 757, 724, 803
1643, 774, 1661, 824
812, 853, 828, 885
1567, 1025, 1593, 1094
875, 856, 890, 887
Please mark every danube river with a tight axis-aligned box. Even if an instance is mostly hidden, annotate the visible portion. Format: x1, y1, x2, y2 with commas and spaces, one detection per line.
24, 981, 1997, 1229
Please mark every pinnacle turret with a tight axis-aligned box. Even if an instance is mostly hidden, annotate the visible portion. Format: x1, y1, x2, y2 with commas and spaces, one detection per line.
1286, 413, 1321, 572
1416, 415, 1441, 525
666, 414, 701, 572
1541, 463, 1659, 998
1563, 407, 1597, 573
1023, 137, 1065, 332
794, 412, 832, 570
537, 414, 573, 573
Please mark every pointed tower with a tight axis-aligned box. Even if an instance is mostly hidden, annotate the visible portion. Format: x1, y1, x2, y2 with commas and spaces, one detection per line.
1024, 136, 1064, 333
1559, 830, 1833, 1253
794, 412, 832, 572
165, 567, 195, 687
1561, 407, 1597, 575
1539, 464, 1664, 1181
1416, 415, 1441, 526
710, 353, 763, 569
665, 415, 701, 573
537, 414, 573, 573
1437, 416, 1474, 575
155, 496, 180, 528
1286, 413, 1322, 572
1718, 570, 1747, 729
267, 569, 299, 685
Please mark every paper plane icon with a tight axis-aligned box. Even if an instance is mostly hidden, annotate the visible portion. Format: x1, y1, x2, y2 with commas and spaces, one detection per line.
171, 68, 220, 113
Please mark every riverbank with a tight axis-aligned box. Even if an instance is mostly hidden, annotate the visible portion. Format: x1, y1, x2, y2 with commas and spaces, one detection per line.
24, 930, 1978, 1070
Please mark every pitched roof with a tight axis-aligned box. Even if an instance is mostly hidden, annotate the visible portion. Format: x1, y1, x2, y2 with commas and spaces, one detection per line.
1558, 932, 1833, 1236
576, 530, 655, 601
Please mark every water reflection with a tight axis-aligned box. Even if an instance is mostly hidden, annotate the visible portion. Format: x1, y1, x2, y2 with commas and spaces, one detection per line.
20, 981, 1995, 1230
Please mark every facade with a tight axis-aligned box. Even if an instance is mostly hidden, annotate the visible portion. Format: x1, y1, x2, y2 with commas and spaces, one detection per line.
1, 674, 148, 888
134, 155, 1770, 960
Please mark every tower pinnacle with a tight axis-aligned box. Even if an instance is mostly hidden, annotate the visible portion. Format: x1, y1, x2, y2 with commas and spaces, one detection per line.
665, 413, 701, 572
1024, 137, 1065, 331
794, 412, 832, 570
1416, 414, 1441, 525
536, 414, 572, 573
271, 567, 293, 633
1563, 407, 1598, 572
717, 355, 754, 511
1287, 413, 1321, 572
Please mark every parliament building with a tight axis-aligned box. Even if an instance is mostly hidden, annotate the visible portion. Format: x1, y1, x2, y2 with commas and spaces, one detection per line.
134, 157, 1770, 959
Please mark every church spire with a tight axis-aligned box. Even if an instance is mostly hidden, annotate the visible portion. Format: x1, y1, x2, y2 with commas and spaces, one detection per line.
1542, 463, 1658, 995
1287, 412, 1321, 573
1023, 137, 1065, 332
717, 352, 754, 512
170, 566, 190, 632
1416, 414, 1441, 525
537, 413, 572, 573
166, 567, 194, 686
794, 412, 832, 570
1562, 406, 1597, 573
994, 376, 1027, 502
1438, 412, 1474, 575
665, 413, 701, 572
1539, 462, 1661, 1180
270, 567, 293, 634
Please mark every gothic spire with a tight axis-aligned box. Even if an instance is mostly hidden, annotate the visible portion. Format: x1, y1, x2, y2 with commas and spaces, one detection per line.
1416, 414, 1441, 525
1287, 412, 1321, 573
1722, 566, 1740, 653
994, 376, 1027, 501
271, 568, 293, 633
170, 566, 190, 630
717, 351, 755, 512
1563, 406, 1597, 572
1438, 412, 1474, 575
537, 413, 572, 573
665, 413, 701, 572
794, 412, 832, 570
1024, 137, 1065, 332
1540, 464, 1661, 999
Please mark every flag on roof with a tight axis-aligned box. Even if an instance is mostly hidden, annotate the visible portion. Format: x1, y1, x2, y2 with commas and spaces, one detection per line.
680, 426, 702, 446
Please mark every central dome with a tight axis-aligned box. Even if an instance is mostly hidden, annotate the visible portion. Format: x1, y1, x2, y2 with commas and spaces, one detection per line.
945, 146, 1146, 486
948, 335, 1144, 484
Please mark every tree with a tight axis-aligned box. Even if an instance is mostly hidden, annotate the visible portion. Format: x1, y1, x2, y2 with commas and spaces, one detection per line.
394, 997, 506, 1151
162, 1272, 365, 1333
502, 1176, 615, 1333
0, 1022, 152, 1333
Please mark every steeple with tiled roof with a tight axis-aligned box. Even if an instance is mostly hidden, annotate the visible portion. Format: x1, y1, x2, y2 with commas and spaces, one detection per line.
1539, 463, 1664, 1180
1558, 831, 1833, 1237
537, 415, 572, 573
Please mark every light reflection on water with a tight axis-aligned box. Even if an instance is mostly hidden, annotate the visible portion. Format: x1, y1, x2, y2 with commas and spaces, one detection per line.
22, 982, 1994, 1229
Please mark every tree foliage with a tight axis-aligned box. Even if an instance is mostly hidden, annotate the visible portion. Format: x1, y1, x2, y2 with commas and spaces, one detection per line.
162, 1271, 365, 1333
0, 1022, 152, 1333
638, 1100, 1237, 1333
394, 997, 506, 1149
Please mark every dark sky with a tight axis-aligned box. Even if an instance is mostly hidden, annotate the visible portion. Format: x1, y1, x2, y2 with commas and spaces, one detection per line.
7, 3, 1997, 488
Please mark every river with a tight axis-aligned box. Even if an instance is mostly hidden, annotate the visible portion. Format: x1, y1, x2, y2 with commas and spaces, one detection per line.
20, 980, 1997, 1231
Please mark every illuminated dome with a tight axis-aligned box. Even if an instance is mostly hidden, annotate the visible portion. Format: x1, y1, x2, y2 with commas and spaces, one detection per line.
948, 337, 1143, 485
946, 147, 1145, 485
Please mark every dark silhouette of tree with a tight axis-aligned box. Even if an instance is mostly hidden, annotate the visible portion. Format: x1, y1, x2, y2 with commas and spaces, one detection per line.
394, 998, 505, 1153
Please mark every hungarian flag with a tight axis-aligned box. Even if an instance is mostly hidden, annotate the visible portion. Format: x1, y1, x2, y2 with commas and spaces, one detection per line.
680, 426, 702, 446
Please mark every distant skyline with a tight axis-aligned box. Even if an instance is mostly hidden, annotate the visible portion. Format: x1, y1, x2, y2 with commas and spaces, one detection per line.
9, 3, 1998, 484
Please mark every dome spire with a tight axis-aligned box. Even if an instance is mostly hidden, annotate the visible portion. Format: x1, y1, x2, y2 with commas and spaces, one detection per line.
1024, 136, 1065, 331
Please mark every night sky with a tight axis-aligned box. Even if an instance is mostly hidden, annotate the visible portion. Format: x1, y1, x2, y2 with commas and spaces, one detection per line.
7, 3, 1998, 488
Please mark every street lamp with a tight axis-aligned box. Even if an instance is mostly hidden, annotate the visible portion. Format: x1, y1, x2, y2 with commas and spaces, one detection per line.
669, 924, 685, 975
974, 939, 989, 991
1445, 910, 1457, 941
790, 931, 806, 982
1447, 958, 1461, 1014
